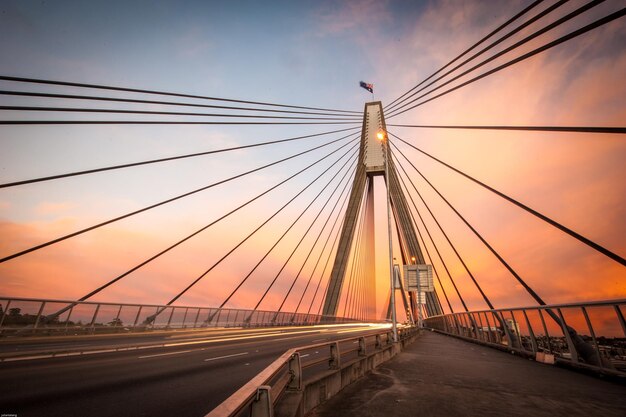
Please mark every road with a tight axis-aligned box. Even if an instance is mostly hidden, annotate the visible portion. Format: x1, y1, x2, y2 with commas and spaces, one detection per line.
0, 323, 390, 417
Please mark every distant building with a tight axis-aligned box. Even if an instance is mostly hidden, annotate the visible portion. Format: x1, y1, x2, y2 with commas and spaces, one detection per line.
505, 318, 520, 335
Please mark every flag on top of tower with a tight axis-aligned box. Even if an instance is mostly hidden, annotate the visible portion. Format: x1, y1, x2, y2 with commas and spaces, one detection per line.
359, 81, 373, 93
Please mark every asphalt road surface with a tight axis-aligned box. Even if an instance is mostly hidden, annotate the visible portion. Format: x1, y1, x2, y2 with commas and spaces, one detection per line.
0, 324, 390, 417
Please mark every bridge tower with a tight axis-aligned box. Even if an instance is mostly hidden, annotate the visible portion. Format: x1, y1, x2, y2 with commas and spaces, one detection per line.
322, 102, 443, 320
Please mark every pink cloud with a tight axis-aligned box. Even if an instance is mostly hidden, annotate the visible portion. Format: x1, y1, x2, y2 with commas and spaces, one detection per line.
1, 1, 624, 322
34, 201, 75, 215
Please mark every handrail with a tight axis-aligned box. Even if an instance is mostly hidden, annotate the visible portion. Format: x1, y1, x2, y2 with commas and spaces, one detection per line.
424, 300, 626, 377
208, 348, 298, 416
426, 298, 626, 317
0, 295, 364, 314
0, 296, 365, 336
206, 326, 417, 417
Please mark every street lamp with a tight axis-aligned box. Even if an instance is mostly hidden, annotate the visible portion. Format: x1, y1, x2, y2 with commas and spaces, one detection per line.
378, 130, 398, 342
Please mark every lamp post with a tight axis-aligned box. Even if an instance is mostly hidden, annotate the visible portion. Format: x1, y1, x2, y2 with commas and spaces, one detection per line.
378, 130, 397, 342
411, 256, 422, 328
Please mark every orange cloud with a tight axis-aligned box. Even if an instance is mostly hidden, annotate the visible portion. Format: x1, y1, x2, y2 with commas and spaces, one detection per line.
1, 1, 624, 325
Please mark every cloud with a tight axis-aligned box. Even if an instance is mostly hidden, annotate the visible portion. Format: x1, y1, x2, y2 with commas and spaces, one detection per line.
314, 0, 393, 37
34, 201, 74, 216
365, 0, 626, 315
1, 1, 624, 321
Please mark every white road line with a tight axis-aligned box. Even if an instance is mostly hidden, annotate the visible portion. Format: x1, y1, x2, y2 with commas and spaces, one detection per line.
83, 349, 116, 355
300, 354, 310, 358
204, 351, 248, 362
3, 354, 52, 362
139, 350, 192, 359
55, 352, 82, 358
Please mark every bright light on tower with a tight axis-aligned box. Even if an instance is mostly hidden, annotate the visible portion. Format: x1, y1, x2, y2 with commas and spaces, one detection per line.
377, 131, 385, 141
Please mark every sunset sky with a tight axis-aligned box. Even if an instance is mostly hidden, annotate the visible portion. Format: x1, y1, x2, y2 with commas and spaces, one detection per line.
0, 0, 624, 319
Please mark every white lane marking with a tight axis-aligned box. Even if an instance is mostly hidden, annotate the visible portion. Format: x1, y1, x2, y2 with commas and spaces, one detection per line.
300, 354, 310, 358
3, 354, 52, 362
204, 351, 248, 362
56, 352, 82, 358
139, 350, 192, 359
83, 349, 116, 355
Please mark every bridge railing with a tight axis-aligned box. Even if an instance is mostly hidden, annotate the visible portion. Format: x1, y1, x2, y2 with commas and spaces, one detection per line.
206, 325, 418, 417
0, 296, 359, 336
424, 299, 626, 376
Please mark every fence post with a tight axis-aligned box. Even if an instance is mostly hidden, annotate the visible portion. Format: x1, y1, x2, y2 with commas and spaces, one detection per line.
0, 300, 11, 334
132, 306, 143, 330
538, 309, 553, 353
193, 308, 201, 328
496, 310, 517, 349
250, 385, 273, 417
358, 336, 367, 356
90, 304, 101, 333
33, 301, 46, 330
557, 308, 579, 363
180, 307, 189, 328
64, 306, 74, 334
483, 312, 494, 343
614, 305, 626, 337
288, 353, 302, 391
166, 307, 175, 329
581, 306, 604, 368
214, 309, 222, 327
329, 342, 341, 369
113, 305, 123, 330
522, 310, 538, 354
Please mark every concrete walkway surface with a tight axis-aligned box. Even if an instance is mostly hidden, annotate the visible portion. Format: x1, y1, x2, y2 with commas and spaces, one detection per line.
309, 330, 626, 417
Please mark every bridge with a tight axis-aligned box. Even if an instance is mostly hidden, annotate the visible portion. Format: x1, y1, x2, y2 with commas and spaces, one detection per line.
0, 1, 625, 416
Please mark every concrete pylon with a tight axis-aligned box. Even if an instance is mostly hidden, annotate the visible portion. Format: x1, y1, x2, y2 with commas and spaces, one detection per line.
322, 101, 442, 319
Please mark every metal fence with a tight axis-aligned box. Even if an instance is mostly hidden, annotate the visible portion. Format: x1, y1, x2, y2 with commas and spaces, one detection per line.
207, 325, 418, 417
424, 299, 626, 376
0, 296, 359, 336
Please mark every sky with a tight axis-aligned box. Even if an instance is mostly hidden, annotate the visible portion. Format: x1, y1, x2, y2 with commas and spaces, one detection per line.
0, 0, 624, 321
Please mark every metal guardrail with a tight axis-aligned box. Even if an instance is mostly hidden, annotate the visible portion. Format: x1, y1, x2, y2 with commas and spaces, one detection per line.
424, 299, 626, 376
0, 296, 359, 336
207, 325, 418, 417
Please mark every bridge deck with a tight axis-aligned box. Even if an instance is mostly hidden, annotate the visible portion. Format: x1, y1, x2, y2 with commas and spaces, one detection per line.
310, 330, 626, 417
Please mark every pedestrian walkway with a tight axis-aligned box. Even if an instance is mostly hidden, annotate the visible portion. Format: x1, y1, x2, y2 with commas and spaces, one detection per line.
310, 330, 626, 417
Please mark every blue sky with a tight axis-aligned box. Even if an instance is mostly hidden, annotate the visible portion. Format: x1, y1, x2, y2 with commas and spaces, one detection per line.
0, 0, 416, 107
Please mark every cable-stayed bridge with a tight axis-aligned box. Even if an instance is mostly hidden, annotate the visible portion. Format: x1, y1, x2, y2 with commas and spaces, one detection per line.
0, 2, 625, 416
